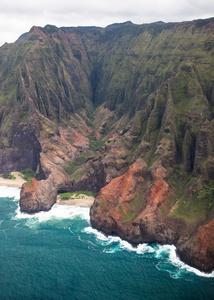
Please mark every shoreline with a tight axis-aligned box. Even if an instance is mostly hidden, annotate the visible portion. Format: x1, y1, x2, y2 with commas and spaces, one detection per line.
0, 177, 213, 274
56, 194, 95, 207
0, 173, 94, 207
0, 172, 26, 188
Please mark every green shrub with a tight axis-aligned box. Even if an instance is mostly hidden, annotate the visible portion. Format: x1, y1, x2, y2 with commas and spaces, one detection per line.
60, 192, 72, 200
100, 200, 105, 209
71, 169, 87, 180
60, 191, 95, 200
2, 172, 16, 180
88, 134, 105, 151
64, 153, 89, 175
27, 178, 33, 188
20, 169, 36, 180
74, 191, 95, 197
198, 184, 214, 212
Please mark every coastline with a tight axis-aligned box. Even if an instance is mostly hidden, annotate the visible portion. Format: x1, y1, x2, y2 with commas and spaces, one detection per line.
0, 176, 213, 275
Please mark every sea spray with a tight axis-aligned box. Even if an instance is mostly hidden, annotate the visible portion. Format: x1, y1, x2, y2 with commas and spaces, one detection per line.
0, 186, 20, 200
14, 204, 90, 222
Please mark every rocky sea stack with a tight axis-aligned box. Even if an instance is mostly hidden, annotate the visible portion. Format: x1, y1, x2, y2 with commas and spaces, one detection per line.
0, 18, 214, 272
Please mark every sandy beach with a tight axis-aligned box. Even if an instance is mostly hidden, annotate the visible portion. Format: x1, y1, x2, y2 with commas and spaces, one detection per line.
0, 172, 26, 188
56, 194, 95, 207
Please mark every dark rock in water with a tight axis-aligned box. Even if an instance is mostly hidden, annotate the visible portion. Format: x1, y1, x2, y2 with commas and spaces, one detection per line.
20, 178, 57, 213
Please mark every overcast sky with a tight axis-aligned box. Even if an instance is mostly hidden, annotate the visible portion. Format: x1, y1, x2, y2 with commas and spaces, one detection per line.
0, 0, 214, 46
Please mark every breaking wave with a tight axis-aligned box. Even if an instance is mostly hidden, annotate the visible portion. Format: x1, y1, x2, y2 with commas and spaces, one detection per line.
2, 186, 213, 279
0, 186, 20, 201
84, 226, 214, 278
13, 204, 90, 223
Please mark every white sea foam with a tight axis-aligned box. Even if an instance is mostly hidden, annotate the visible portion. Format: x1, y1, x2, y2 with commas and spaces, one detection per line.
84, 227, 214, 278
84, 227, 155, 254
0, 186, 20, 201
13, 204, 90, 223
155, 244, 174, 258
84, 227, 110, 241
120, 240, 155, 254
155, 244, 214, 278
135, 243, 155, 254
2, 185, 212, 278
167, 245, 214, 278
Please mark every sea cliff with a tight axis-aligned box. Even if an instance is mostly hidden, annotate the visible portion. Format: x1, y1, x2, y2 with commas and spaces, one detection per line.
0, 18, 213, 272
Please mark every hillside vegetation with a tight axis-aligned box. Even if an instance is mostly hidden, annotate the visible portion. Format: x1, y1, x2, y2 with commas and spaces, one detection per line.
0, 18, 214, 272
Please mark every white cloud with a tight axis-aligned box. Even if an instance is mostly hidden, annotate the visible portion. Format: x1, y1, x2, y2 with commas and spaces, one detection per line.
0, 0, 213, 46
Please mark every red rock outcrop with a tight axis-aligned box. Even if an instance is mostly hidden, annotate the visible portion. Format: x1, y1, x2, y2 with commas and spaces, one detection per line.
90, 160, 214, 273
91, 160, 172, 241
20, 152, 69, 213
90, 159, 147, 241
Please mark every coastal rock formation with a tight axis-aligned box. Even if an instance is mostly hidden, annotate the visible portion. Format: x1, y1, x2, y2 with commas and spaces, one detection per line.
20, 177, 58, 213
90, 159, 214, 273
90, 159, 173, 243
91, 159, 147, 240
20, 152, 68, 213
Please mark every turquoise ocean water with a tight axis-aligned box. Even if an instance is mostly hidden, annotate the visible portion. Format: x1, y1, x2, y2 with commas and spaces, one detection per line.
0, 186, 213, 300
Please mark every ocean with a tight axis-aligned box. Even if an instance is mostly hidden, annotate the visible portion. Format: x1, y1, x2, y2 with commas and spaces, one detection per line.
0, 186, 213, 300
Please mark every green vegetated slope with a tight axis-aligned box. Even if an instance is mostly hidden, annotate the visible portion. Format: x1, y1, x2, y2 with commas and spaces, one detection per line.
0, 18, 214, 220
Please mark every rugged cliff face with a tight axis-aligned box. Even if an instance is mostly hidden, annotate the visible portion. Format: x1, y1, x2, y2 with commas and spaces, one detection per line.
0, 18, 214, 272
90, 159, 214, 273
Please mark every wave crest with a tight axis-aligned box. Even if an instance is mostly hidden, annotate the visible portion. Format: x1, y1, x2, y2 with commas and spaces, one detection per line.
13, 204, 90, 223
0, 186, 20, 201
84, 226, 214, 278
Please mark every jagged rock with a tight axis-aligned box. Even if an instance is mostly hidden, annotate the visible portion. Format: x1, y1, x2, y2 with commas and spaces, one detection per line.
20, 178, 58, 213
90, 158, 214, 272
90, 159, 147, 240
20, 152, 68, 213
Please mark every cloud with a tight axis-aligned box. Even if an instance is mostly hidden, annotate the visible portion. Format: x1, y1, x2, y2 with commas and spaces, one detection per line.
0, 0, 213, 46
